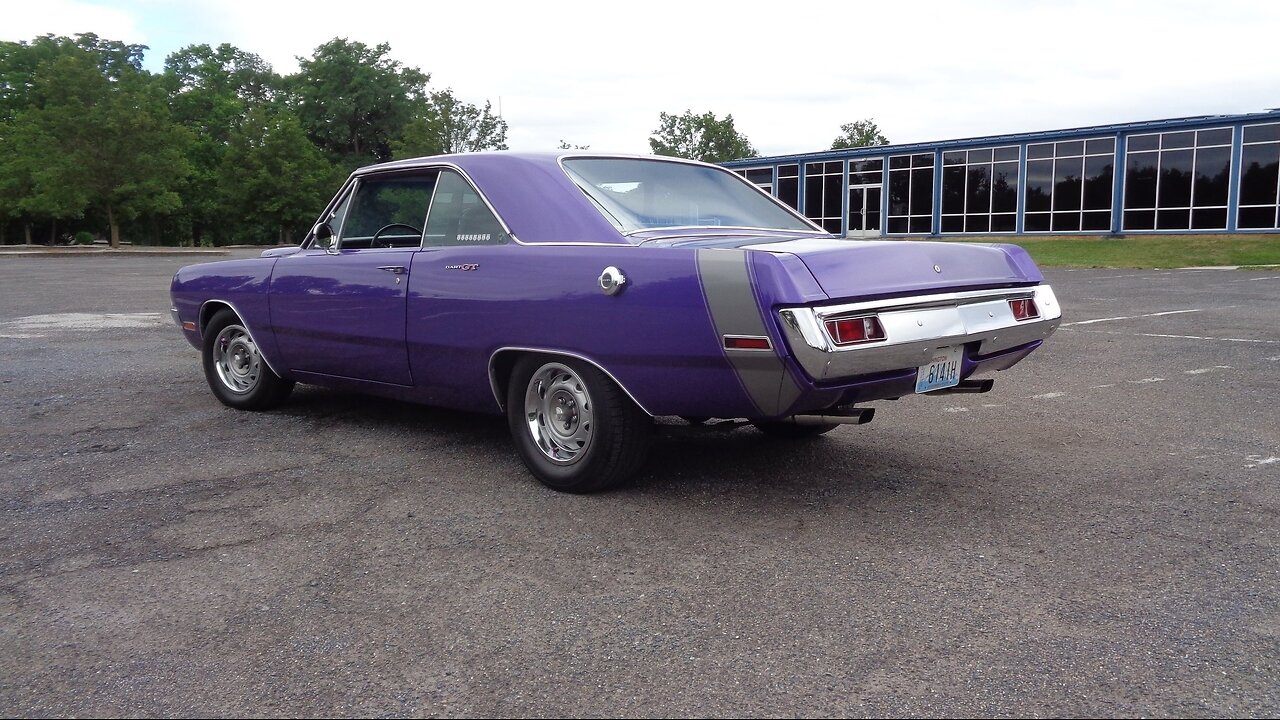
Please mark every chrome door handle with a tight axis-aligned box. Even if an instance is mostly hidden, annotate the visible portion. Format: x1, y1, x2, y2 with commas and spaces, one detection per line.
377, 266, 406, 275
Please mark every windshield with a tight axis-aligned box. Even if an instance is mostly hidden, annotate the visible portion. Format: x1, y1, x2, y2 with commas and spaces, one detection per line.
562, 158, 820, 234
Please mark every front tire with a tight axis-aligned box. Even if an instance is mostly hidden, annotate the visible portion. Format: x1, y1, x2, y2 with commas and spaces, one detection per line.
507, 355, 651, 493
201, 308, 294, 410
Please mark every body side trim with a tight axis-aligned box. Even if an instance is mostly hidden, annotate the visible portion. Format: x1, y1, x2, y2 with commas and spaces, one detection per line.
487, 346, 655, 417
198, 298, 286, 379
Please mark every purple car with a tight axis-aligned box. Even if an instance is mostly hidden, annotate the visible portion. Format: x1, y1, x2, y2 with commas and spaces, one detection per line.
170, 153, 1061, 492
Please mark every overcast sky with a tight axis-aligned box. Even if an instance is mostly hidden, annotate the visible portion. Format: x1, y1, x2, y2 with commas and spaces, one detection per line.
6, 0, 1279, 156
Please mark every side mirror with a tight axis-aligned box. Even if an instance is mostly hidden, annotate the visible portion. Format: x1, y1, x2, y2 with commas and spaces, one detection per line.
313, 222, 338, 254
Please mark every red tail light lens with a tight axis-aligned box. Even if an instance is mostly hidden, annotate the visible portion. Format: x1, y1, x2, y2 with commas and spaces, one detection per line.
1009, 298, 1040, 321
724, 335, 772, 350
824, 316, 887, 345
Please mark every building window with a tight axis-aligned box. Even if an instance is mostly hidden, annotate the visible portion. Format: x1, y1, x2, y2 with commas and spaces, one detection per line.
1123, 128, 1232, 231
804, 160, 843, 234
887, 153, 934, 234
1238, 122, 1280, 229
734, 167, 774, 195
776, 164, 800, 210
940, 146, 1019, 233
1025, 138, 1114, 232
847, 159, 883, 235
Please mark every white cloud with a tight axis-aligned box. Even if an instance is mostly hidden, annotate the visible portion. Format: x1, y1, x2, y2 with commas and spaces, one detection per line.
5, 0, 1280, 155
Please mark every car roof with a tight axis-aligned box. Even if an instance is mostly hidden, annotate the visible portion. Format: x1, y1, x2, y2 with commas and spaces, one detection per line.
352, 153, 715, 245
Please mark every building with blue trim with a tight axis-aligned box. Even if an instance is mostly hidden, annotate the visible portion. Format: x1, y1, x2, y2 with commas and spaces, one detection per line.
722, 110, 1280, 237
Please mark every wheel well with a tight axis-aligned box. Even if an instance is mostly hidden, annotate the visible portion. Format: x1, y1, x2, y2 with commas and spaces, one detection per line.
488, 349, 653, 417
199, 301, 236, 335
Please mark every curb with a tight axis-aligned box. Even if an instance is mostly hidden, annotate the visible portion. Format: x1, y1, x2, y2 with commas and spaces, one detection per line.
0, 248, 231, 257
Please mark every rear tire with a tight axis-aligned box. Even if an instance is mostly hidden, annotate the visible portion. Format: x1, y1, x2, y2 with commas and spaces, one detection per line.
201, 308, 294, 410
507, 355, 651, 493
751, 421, 839, 439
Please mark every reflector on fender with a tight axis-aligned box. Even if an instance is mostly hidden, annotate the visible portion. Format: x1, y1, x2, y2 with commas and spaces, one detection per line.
824, 316, 887, 346
182, 321, 197, 331
724, 335, 772, 351
1009, 298, 1040, 321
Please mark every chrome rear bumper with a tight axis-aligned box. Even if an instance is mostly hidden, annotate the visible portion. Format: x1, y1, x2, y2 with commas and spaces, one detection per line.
777, 285, 1061, 381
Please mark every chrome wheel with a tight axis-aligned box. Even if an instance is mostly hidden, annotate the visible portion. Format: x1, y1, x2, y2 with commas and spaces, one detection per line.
212, 323, 261, 394
523, 362, 594, 465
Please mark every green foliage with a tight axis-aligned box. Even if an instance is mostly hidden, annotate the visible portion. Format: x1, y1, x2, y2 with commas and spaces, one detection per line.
74, 230, 94, 245
830, 119, 890, 149
558, 140, 589, 150
290, 38, 429, 166
978, 233, 1280, 269
649, 110, 756, 163
219, 106, 333, 245
392, 89, 508, 159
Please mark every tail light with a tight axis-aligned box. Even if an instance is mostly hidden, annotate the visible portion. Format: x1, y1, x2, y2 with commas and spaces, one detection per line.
824, 316, 886, 345
1009, 298, 1040, 321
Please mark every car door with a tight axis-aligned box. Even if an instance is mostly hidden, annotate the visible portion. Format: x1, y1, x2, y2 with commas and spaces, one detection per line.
270, 170, 438, 386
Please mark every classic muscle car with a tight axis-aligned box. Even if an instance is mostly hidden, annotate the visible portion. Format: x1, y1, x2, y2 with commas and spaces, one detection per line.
171, 153, 1061, 492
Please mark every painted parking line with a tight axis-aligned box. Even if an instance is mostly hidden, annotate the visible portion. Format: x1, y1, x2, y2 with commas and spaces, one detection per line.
1066, 329, 1280, 344
1185, 366, 1232, 374
1061, 308, 1213, 326
0, 312, 165, 333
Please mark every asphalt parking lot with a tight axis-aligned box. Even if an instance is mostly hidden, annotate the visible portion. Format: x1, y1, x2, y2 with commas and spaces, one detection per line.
1, 251, 1277, 717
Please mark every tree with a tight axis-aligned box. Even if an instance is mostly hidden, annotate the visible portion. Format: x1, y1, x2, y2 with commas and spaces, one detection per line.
648, 110, 756, 163
391, 88, 508, 159
219, 106, 333, 245
557, 140, 589, 150
830, 119, 889, 149
16, 50, 191, 247
289, 38, 429, 166
163, 43, 280, 244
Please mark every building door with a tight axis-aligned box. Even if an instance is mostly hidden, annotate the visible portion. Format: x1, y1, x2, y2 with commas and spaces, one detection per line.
847, 185, 882, 237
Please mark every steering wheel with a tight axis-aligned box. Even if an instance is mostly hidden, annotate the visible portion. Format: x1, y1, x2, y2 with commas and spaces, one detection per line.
370, 223, 421, 248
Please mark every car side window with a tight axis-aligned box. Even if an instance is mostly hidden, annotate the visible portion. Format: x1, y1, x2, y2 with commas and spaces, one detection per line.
423, 170, 510, 247
338, 172, 438, 249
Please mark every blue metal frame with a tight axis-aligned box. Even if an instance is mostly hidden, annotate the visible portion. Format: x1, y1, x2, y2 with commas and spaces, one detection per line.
724, 110, 1280, 237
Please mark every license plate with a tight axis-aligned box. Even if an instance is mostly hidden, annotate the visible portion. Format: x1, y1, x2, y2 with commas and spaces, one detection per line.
915, 346, 962, 393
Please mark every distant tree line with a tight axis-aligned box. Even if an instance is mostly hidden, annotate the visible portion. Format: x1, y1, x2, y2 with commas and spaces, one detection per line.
0, 33, 889, 247
0, 34, 508, 246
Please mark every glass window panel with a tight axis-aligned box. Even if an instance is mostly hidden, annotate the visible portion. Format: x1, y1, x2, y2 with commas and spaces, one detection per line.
1158, 149, 1194, 208
966, 165, 991, 215
943, 151, 966, 165
941, 215, 964, 233
1156, 208, 1190, 230
1052, 211, 1081, 232
1055, 141, 1084, 157
424, 171, 511, 247
1027, 143, 1053, 159
824, 172, 842, 217
822, 218, 842, 234
964, 215, 990, 233
827, 161, 844, 174
1082, 156, 1114, 211
805, 162, 823, 173
866, 188, 881, 230
909, 216, 932, 234
1161, 131, 1194, 149
778, 164, 799, 178
1124, 152, 1158, 209
1238, 206, 1278, 229
1192, 145, 1231, 207
994, 146, 1019, 162
888, 217, 909, 234
744, 168, 772, 185
889, 155, 911, 169
1025, 159, 1054, 213
887, 172, 910, 216
1238, 143, 1280, 205
913, 154, 934, 168
1086, 138, 1116, 155
1127, 134, 1159, 152
1082, 211, 1111, 231
1197, 128, 1232, 146
805, 176, 824, 219
1053, 156, 1084, 212
1244, 123, 1280, 144
992, 162, 1019, 213
1024, 213, 1051, 232
967, 148, 993, 163
1190, 207, 1227, 230
910, 167, 934, 215
851, 159, 883, 173
991, 213, 1016, 232
778, 177, 800, 209
1124, 209, 1156, 230
942, 166, 966, 215
343, 173, 436, 244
